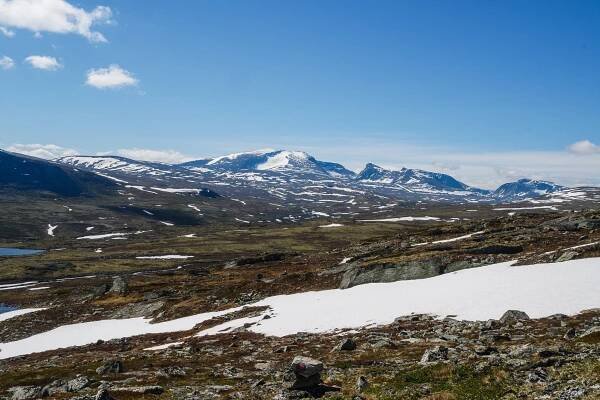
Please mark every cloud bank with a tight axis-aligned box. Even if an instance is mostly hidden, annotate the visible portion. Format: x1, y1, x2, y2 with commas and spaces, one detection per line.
85, 65, 138, 89
6, 144, 78, 159
0, 0, 112, 42
115, 148, 194, 164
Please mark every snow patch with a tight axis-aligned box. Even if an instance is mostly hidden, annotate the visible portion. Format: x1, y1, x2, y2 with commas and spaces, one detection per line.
136, 255, 194, 260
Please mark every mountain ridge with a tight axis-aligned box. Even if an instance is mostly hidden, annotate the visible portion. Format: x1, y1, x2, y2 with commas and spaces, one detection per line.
9, 148, 569, 204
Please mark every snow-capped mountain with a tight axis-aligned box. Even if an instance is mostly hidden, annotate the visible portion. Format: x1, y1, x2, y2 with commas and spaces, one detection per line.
57, 156, 176, 178
181, 150, 355, 179
52, 149, 575, 209
355, 163, 490, 198
494, 179, 564, 201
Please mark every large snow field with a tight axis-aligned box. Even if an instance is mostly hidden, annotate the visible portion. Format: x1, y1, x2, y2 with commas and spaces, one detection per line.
1, 258, 599, 359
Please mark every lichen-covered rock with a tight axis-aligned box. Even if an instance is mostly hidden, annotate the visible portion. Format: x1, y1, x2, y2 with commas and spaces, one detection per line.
420, 346, 449, 363
499, 310, 530, 324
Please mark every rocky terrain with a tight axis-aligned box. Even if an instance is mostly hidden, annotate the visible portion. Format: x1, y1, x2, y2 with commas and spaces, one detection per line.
0, 205, 599, 399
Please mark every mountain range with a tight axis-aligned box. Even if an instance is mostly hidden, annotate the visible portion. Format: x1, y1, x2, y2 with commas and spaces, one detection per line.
4, 146, 600, 238
53, 149, 563, 201
1, 147, 570, 208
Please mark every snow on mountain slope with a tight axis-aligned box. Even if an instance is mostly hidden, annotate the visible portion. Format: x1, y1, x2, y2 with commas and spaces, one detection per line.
57, 156, 174, 177
355, 163, 489, 198
206, 149, 274, 168
494, 179, 563, 201
189, 149, 354, 179
256, 150, 313, 171
51, 150, 583, 213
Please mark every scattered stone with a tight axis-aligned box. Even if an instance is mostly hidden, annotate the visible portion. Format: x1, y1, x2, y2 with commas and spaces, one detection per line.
95, 389, 113, 400
474, 345, 497, 356
556, 251, 579, 262
499, 310, 530, 324
66, 376, 90, 392
356, 376, 368, 392
420, 346, 448, 363
578, 326, 600, 340
290, 356, 323, 389
8, 386, 41, 400
111, 386, 164, 395
96, 360, 124, 375
334, 337, 356, 351
156, 366, 187, 378
527, 367, 548, 383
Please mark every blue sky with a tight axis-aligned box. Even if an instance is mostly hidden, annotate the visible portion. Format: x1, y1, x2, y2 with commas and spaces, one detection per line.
1, 0, 600, 188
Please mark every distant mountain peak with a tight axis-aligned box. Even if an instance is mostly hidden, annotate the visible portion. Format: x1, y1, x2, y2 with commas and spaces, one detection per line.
180, 149, 355, 178
494, 178, 563, 200
206, 149, 275, 166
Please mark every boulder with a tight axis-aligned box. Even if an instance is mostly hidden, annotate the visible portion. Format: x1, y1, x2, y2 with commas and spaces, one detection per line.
95, 389, 113, 400
290, 356, 323, 389
8, 386, 41, 400
339, 258, 488, 288
109, 276, 128, 295
556, 251, 578, 262
578, 326, 600, 340
291, 356, 323, 379
96, 359, 124, 375
66, 376, 90, 392
499, 310, 530, 324
333, 338, 356, 351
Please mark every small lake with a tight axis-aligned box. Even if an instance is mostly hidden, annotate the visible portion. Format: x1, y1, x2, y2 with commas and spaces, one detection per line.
0, 304, 17, 314
0, 248, 44, 257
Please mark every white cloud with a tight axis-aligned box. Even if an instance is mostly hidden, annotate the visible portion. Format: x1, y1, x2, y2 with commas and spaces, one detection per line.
115, 148, 194, 164
6, 143, 78, 160
0, 0, 112, 42
0, 26, 14, 37
0, 55, 14, 70
85, 65, 138, 89
24, 55, 62, 70
567, 140, 600, 155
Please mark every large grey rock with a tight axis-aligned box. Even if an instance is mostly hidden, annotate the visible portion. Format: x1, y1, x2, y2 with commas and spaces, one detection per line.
289, 356, 323, 389
333, 338, 356, 351
291, 356, 323, 378
66, 376, 90, 392
339, 258, 487, 288
556, 251, 578, 262
40, 380, 66, 397
578, 326, 600, 339
95, 389, 113, 400
109, 276, 128, 295
499, 310, 530, 324
8, 386, 41, 400
96, 359, 124, 375
111, 301, 164, 318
